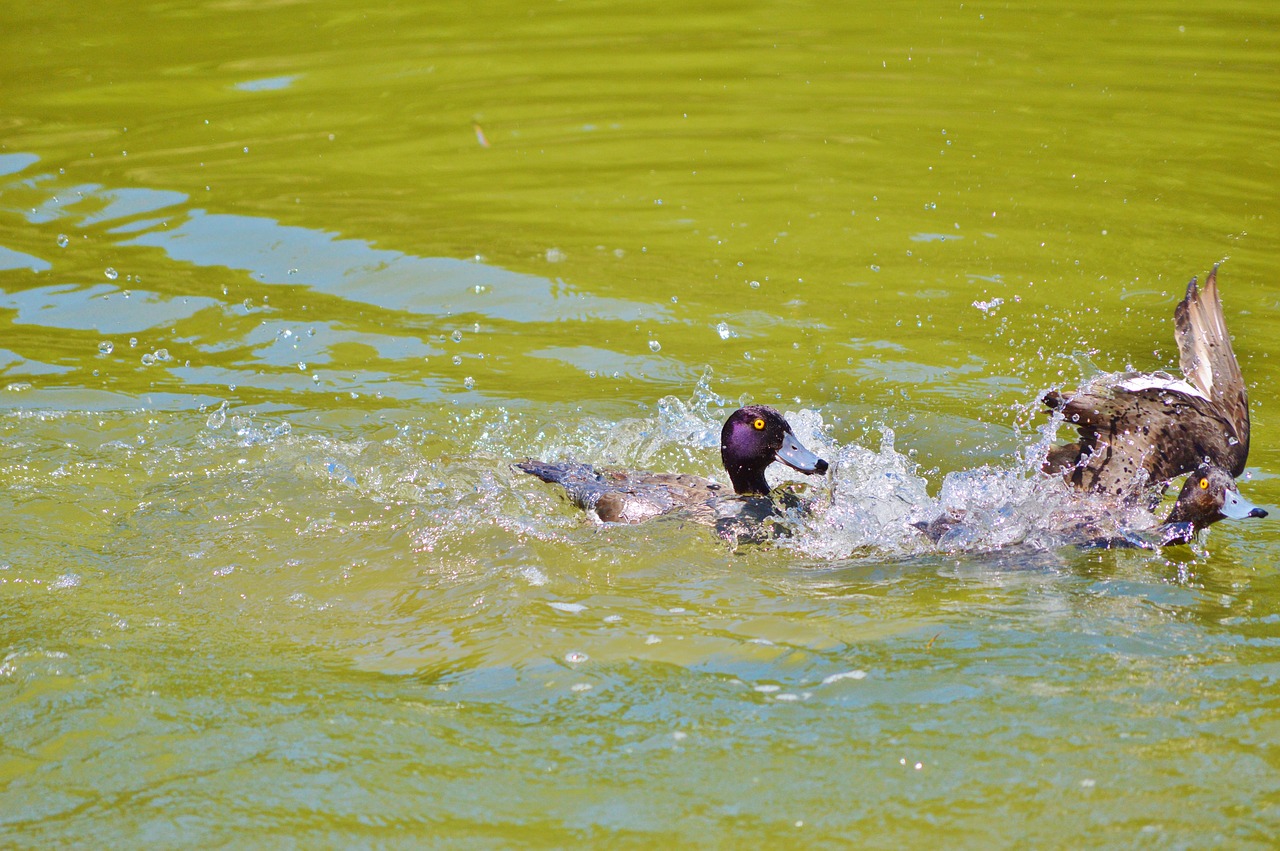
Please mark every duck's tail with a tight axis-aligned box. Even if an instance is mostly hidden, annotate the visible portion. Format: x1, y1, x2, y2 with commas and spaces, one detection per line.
515, 459, 611, 515
515, 459, 591, 485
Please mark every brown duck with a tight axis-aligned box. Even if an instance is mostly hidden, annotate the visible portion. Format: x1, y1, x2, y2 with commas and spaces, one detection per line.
516, 405, 829, 526
1043, 265, 1266, 537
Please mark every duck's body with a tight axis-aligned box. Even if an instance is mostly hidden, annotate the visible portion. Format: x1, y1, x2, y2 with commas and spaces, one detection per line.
1039, 266, 1266, 540
516, 405, 829, 530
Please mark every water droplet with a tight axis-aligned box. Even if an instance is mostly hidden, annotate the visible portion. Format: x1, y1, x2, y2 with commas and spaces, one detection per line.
129, 337, 138, 348
716, 322, 733, 340
451, 355, 462, 366
154, 348, 170, 362
206, 401, 229, 429
97, 341, 114, 355
297, 362, 307, 371
140, 353, 156, 366
749, 280, 760, 288
648, 340, 661, 353
463, 376, 475, 389
564, 651, 588, 664
545, 247, 565, 263
57, 234, 69, 248
450, 330, 463, 343
104, 267, 118, 280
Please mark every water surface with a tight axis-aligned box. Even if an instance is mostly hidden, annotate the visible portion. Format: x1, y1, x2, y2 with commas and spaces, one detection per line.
3, 0, 1280, 846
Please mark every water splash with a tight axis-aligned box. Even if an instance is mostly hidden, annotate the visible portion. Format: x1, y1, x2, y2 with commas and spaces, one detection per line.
785, 427, 935, 559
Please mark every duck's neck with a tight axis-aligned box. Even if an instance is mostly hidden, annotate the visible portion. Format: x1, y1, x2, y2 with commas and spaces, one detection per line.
1164, 500, 1196, 528
727, 465, 771, 496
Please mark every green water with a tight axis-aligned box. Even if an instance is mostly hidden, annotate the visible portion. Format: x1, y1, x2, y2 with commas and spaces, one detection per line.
3, 0, 1280, 846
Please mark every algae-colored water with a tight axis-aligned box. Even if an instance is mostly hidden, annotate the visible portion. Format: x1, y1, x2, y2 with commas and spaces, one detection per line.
3, 1, 1280, 846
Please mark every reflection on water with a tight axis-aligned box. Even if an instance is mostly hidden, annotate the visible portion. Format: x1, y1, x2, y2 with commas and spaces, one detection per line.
0, 156, 682, 408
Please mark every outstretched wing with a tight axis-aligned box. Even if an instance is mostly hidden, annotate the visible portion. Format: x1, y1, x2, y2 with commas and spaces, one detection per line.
1173, 266, 1250, 475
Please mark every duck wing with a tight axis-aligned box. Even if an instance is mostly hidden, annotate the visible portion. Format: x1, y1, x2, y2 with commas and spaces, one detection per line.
593, 472, 723, 523
1173, 266, 1250, 475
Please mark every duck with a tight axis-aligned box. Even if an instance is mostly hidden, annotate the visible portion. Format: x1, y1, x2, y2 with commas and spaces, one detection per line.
1041, 265, 1267, 536
515, 405, 830, 532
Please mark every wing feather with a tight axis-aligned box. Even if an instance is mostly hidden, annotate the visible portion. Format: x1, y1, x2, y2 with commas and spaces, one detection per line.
1173, 266, 1249, 474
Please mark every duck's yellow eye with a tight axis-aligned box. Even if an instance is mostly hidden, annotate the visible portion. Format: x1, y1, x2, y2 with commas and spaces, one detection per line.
752, 418, 766, 430
1199, 478, 1209, 490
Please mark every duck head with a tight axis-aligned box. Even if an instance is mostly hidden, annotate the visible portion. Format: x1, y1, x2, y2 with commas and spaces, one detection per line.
720, 405, 830, 495
1164, 464, 1267, 534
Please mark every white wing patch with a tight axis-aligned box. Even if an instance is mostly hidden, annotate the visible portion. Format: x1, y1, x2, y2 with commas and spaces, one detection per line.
1116, 374, 1210, 402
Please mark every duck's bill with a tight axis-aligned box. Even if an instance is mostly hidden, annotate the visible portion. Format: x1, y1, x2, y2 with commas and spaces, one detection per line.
1221, 486, 1269, 520
777, 431, 830, 476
